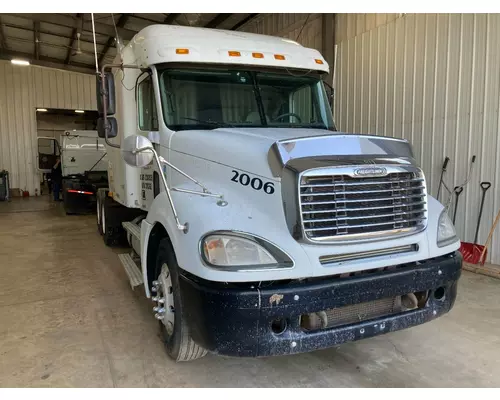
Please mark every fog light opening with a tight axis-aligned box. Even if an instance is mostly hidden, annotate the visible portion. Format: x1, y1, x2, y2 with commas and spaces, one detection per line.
271, 318, 288, 335
434, 286, 446, 301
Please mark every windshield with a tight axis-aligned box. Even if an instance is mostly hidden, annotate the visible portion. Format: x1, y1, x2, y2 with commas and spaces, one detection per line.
158, 67, 335, 131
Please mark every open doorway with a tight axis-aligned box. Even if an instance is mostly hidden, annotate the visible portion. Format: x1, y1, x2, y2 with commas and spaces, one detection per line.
36, 108, 99, 198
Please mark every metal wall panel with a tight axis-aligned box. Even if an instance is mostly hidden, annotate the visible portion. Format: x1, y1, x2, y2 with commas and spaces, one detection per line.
241, 13, 323, 52
334, 14, 500, 265
335, 13, 401, 44
0, 60, 96, 195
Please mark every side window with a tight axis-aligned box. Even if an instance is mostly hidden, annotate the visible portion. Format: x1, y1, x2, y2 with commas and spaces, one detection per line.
138, 75, 159, 131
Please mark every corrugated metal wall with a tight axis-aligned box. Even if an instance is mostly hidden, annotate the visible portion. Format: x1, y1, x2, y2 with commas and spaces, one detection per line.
334, 14, 500, 265
0, 61, 96, 195
241, 13, 323, 52
335, 14, 401, 44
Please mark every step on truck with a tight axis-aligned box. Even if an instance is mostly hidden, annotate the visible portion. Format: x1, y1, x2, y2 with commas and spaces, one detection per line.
95, 25, 462, 361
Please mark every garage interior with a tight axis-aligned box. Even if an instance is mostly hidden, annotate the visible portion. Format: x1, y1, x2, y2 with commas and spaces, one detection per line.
0, 13, 499, 387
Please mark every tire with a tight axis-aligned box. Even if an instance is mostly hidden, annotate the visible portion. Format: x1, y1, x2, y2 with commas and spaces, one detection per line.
154, 238, 207, 362
101, 196, 114, 246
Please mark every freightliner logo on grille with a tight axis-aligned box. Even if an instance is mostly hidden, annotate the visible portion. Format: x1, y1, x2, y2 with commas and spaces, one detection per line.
352, 167, 388, 177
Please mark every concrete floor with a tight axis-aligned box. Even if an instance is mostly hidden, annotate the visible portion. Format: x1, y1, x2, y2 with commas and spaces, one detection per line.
1, 196, 499, 387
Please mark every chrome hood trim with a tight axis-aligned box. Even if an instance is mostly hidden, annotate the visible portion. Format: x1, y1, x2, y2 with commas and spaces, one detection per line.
268, 133, 416, 178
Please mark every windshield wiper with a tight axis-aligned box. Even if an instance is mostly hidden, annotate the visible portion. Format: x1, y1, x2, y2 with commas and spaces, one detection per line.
180, 117, 234, 128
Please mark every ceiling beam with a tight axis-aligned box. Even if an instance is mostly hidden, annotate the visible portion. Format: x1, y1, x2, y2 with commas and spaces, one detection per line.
4, 13, 137, 41
34, 21, 40, 60
0, 48, 95, 74
98, 14, 129, 67
2, 21, 109, 46
231, 14, 259, 31
65, 13, 82, 65
205, 14, 232, 29
0, 17, 8, 50
164, 14, 181, 24
129, 15, 163, 24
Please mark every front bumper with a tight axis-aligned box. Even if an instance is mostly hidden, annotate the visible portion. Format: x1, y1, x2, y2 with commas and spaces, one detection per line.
179, 251, 462, 357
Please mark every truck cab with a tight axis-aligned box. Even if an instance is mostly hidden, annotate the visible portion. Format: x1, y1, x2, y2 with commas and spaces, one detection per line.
96, 25, 462, 361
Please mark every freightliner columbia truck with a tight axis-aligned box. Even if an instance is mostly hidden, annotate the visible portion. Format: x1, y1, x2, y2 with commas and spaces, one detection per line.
95, 25, 462, 362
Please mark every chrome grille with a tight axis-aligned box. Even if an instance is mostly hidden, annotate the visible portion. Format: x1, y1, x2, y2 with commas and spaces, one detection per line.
299, 166, 427, 242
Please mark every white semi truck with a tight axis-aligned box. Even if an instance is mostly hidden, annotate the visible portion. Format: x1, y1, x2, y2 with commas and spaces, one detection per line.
95, 25, 462, 362
37, 131, 108, 213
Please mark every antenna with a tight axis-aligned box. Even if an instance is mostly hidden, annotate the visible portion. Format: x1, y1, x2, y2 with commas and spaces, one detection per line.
111, 13, 125, 56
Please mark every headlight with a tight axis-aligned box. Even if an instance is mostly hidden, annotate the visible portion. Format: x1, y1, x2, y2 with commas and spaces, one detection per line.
437, 210, 458, 247
201, 233, 293, 269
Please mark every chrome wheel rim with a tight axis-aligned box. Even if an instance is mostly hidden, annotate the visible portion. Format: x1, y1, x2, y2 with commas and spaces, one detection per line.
154, 263, 175, 335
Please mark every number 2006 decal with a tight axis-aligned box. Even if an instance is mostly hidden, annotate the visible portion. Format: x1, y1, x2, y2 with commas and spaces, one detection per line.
231, 170, 275, 194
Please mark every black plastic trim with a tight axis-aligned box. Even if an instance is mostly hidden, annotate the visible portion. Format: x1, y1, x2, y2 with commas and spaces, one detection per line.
179, 251, 462, 357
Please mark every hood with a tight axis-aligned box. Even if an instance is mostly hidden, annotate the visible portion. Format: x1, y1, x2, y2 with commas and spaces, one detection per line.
169, 128, 415, 180
169, 128, 334, 179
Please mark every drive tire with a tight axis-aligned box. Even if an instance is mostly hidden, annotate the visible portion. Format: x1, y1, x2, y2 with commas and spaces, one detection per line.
101, 196, 114, 246
155, 238, 207, 362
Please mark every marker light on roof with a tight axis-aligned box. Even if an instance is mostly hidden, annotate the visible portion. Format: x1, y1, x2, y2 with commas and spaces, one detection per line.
252, 52, 264, 59
274, 54, 286, 60
176, 48, 189, 54
228, 51, 241, 57
315, 59, 324, 65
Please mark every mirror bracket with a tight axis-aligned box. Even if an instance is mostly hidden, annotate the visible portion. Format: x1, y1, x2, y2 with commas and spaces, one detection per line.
122, 135, 226, 232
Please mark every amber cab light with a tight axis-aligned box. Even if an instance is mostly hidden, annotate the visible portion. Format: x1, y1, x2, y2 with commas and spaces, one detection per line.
274, 54, 286, 60
228, 51, 241, 57
252, 52, 264, 59
176, 48, 190, 54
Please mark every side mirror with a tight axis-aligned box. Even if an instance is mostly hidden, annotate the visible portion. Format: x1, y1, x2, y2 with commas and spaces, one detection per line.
97, 72, 116, 115
97, 117, 118, 139
121, 135, 154, 168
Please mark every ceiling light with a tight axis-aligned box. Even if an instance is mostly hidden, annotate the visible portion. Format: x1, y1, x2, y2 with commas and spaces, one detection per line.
36, 108, 48, 112
74, 110, 84, 114
11, 59, 30, 66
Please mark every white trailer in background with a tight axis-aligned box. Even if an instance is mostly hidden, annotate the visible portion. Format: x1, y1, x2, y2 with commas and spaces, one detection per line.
95, 25, 462, 362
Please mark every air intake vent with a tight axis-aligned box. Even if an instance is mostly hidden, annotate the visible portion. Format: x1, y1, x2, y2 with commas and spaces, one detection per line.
299, 166, 427, 242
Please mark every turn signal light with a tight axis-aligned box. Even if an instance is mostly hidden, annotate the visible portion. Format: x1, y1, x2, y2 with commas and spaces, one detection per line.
228, 51, 241, 57
176, 48, 189, 54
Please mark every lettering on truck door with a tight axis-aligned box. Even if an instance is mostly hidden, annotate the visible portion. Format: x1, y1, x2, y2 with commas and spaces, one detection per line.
140, 166, 155, 209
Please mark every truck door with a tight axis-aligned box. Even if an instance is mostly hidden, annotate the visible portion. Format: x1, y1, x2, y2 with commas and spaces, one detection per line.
37, 137, 61, 173
136, 73, 159, 210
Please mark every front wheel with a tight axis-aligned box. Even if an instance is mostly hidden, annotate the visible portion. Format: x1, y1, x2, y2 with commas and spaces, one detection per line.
153, 238, 207, 362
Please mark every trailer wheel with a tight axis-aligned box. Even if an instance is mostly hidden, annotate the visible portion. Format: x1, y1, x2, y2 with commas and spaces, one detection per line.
153, 238, 207, 362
